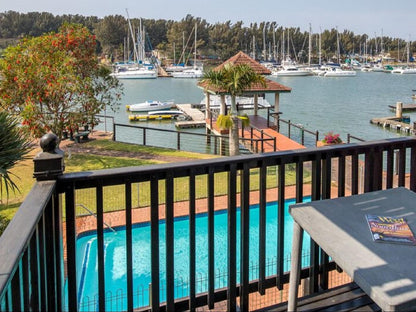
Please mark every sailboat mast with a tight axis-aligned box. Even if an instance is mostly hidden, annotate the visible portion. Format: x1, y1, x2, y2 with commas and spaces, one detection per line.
319, 27, 322, 66
263, 25, 266, 61
252, 35, 256, 60
273, 25, 276, 61
126, 9, 139, 63
308, 23, 312, 66
194, 22, 197, 68
336, 26, 340, 64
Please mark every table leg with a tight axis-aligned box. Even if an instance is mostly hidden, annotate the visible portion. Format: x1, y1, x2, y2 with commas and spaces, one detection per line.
288, 220, 304, 312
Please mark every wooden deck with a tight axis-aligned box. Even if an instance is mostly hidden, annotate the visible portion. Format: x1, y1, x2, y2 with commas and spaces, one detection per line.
207, 115, 305, 153
245, 115, 305, 152
253, 282, 380, 312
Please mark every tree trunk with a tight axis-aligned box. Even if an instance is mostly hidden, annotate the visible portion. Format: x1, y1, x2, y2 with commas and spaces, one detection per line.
229, 96, 240, 156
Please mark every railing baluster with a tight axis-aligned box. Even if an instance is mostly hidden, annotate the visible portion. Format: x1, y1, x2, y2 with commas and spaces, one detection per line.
96, 182, 105, 312
276, 164, 285, 290
44, 199, 57, 311
125, 181, 133, 312
399, 147, 406, 186
351, 152, 359, 195
65, 184, 78, 312
207, 168, 215, 309
29, 228, 40, 311
150, 177, 160, 311
165, 172, 175, 311
258, 163, 267, 295
309, 156, 321, 293
11, 263, 21, 311
386, 148, 394, 189
410, 146, 416, 191
53, 191, 63, 311
373, 147, 383, 190
22, 250, 30, 311
240, 163, 250, 311
189, 170, 196, 311
38, 215, 47, 311
338, 155, 346, 197
296, 161, 304, 203
321, 154, 331, 290
227, 164, 237, 312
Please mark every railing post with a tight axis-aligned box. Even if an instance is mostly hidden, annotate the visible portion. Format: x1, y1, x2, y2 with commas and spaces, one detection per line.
112, 122, 116, 141
177, 132, 181, 150
301, 129, 305, 146
288, 120, 291, 138
143, 128, 146, 146
261, 131, 264, 153
33, 133, 64, 181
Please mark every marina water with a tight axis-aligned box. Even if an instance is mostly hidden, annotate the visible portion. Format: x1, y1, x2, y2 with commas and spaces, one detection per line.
102, 72, 416, 150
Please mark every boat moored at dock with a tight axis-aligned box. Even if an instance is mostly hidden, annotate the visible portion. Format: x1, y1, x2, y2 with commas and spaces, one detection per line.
126, 100, 175, 112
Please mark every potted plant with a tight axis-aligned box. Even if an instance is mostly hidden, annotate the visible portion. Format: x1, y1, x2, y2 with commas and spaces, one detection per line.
318, 131, 343, 146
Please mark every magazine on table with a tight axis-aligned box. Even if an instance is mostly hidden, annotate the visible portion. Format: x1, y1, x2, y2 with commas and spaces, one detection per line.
366, 214, 416, 245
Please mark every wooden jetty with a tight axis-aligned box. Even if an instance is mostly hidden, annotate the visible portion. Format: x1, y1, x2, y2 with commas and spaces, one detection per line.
388, 103, 416, 112
175, 104, 206, 128
370, 116, 415, 133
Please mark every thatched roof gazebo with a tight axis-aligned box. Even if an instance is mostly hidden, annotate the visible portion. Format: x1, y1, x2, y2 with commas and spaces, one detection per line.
198, 51, 291, 117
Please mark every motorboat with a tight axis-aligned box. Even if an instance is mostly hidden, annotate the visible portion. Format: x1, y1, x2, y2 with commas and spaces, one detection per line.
126, 100, 175, 112
147, 110, 184, 116
271, 65, 311, 76
391, 67, 404, 74
399, 67, 416, 74
369, 64, 385, 72
324, 68, 356, 77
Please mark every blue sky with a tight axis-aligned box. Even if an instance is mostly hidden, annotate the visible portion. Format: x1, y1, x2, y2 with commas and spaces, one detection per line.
3, 0, 414, 39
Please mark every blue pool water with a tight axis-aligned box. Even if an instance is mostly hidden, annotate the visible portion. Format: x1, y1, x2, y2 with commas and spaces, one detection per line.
74, 198, 310, 311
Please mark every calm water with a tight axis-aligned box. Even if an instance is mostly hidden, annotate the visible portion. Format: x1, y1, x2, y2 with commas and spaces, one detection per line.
99, 72, 416, 148
76, 198, 310, 311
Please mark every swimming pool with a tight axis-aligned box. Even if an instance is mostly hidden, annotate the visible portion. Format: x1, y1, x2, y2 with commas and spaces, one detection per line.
74, 198, 311, 311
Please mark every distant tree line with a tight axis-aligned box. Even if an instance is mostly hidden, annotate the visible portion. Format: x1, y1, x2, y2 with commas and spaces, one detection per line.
1, 11, 414, 64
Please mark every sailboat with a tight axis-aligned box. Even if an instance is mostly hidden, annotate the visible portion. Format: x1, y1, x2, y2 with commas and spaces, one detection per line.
398, 40, 416, 74
324, 27, 356, 77
111, 13, 157, 79
271, 29, 311, 77
171, 23, 203, 78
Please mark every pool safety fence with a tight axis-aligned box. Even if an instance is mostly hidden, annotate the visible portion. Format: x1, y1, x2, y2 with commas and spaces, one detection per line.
74, 254, 302, 312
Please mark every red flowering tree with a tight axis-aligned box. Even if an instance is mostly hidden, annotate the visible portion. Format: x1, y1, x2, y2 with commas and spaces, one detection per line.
0, 23, 123, 138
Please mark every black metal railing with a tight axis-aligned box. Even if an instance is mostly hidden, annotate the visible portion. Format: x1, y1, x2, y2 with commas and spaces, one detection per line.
209, 108, 277, 153
267, 108, 319, 147
1, 137, 416, 312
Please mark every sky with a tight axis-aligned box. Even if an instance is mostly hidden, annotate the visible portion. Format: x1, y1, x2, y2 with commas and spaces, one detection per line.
3, 0, 415, 39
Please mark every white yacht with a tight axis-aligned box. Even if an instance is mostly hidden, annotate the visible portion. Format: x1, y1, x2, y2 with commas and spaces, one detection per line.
126, 100, 175, 112
272, 65, 311, 76
324, 68, 356, 77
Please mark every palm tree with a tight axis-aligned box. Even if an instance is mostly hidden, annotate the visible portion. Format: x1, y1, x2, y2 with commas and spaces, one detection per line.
0, 111, 31, 202
201, 63, 266, 155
